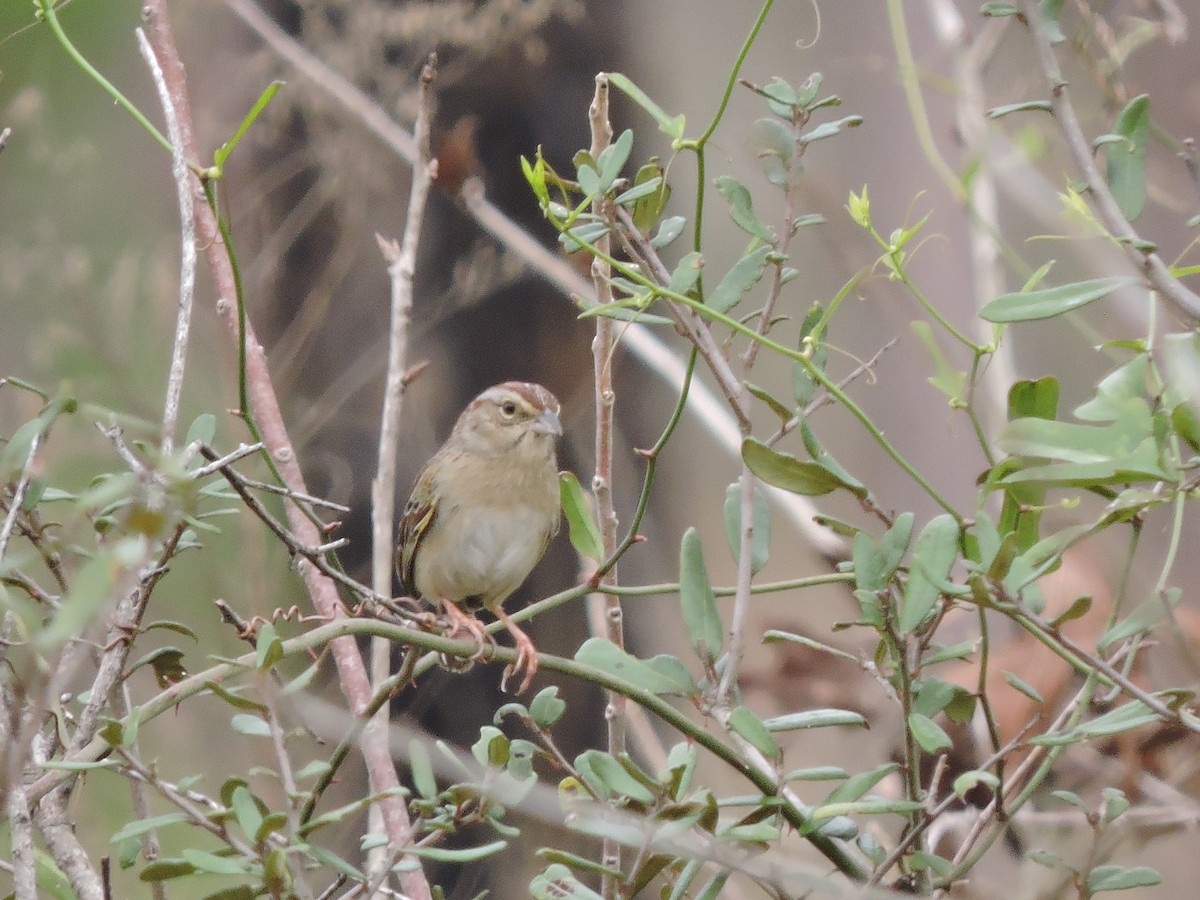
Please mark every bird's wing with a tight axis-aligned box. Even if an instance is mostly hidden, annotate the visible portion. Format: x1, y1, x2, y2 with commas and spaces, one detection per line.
396, 465, 439, 598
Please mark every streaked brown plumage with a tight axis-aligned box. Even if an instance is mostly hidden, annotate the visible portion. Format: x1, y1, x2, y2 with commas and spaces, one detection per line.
397, 382, 562, 692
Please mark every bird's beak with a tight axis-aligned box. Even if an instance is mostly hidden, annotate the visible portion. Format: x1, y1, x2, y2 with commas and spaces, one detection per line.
531, 407, 563, 437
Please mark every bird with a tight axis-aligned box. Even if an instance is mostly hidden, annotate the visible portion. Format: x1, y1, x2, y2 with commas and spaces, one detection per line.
397, 381, 563, 693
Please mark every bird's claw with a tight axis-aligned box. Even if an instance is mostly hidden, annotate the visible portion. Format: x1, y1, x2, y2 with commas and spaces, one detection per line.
500, 631, 539, 694
441, 601, 493, 661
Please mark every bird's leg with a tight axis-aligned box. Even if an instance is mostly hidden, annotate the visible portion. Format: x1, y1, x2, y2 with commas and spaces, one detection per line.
494, 608, 538, 694
440, 599, 492, 661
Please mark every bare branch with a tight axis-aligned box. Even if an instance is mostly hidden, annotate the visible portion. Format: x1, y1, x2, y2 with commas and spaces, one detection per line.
135, 27, 197, 457
367, 50, 437, 892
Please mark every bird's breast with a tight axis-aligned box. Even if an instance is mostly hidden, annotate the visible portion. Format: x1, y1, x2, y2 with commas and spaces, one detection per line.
415, 503, 553, 607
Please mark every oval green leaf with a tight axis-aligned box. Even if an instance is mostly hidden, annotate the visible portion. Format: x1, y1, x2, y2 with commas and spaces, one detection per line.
980, 276, 1138, 323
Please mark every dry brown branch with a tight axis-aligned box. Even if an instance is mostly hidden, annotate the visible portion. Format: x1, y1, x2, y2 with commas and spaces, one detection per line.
139, 4, 428, 894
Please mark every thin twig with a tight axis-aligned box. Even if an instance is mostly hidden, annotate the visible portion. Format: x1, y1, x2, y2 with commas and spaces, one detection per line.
187, 441, 264, 479
367, 51, 436, 891
95, 423, 147, 476
198, 445, 382, 606
0, 432, 40, 560
135, 27, 196, 457
262, 689, 318, 900
764, 337, 898, 447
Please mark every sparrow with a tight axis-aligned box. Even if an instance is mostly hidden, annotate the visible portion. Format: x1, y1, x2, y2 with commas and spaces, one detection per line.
397, 381, 562, 692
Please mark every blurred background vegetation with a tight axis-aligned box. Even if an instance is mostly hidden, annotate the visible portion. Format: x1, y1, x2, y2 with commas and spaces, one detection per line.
5, 1, 1200, 897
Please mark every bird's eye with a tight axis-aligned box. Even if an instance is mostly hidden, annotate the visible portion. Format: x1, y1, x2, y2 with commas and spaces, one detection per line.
500, 400, 518, 417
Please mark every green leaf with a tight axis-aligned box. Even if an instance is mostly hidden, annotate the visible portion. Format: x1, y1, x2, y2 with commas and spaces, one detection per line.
473, 725, 509, 767
792, 303, 829, 406
409, 739, 437, 800
111, 813, 191, 844
908, 712, 953, 754
1075, 356, 1149, 422
255, 622, 284, 672
1030, 699, 1164, 746
559, 472, 603, 562
855, 511, 914, 593
741, 437, 841, 496
531, 864, 606, 900
1009, 377, 1060, 421
727, 706, 780, 759
1087, 865, 1161, 892
998, 411, 1169, 481
953, 770, 1000, 799
722, 482, 770, 575
824, 762, 898, 805
1104, 94, 1150, 221
715, 175, 774, 241
707, 245, 771, 314
668, 251, 704, 296
127, 647, 188, 689
407, 841, 510, 862
1101, 786, 1130, 823
180, 849, 250, 876
981, 276, 1139, 322
230, 714, 271, 738
750, 118, 793, 186
899, 515, 960, 633
911, 321, 966, 401
574, 638, 695, 695
529, 686, 567, 728
1099, 588, 1180, 651
800, 115, 863, 144
185, 413, 217, 448
607, 73, 686, 141
139, 859, 197, 881
787, 766, 849, 781
763, 709, 867, 731
987, 100, 1052, 118
628, 159, 671, 232
651, 215, 686, 248
577, 749, 656, 803
746, 383, 793, 422
206, 683, 268, 713
213, 80, 282, 171
1003, 671, 1045, 704
1050, 595, 1092, 628
679, 528, 722, 663
595, 129, 634, 192
913, 677, 965, 718
0, 393, 74, 478
230, 786, 264, 846
613, 175, 663, 206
